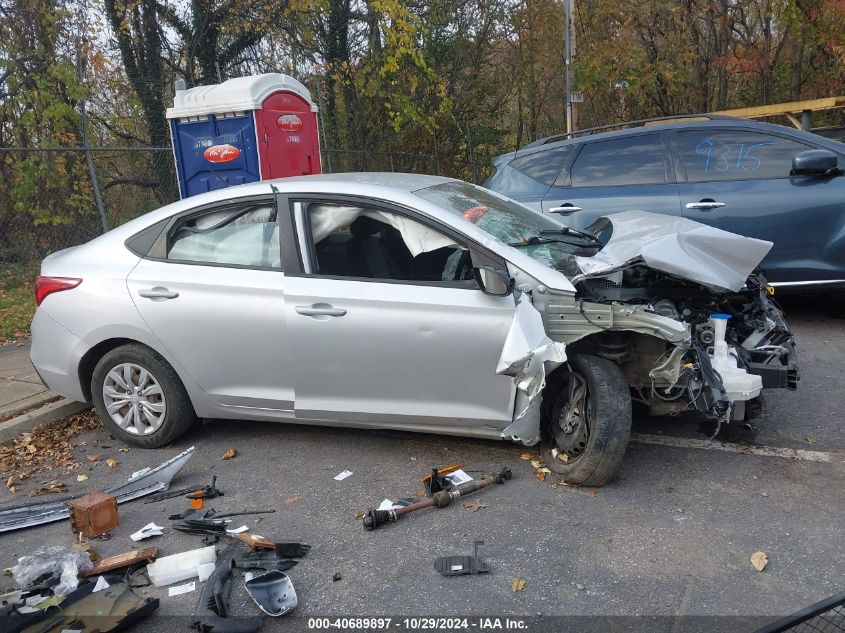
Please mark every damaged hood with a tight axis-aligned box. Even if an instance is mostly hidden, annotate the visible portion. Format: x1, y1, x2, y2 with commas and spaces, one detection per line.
572, 211, 773, 292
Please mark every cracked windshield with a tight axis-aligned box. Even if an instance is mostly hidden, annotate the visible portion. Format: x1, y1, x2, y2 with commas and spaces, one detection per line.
413, 181, 601, 269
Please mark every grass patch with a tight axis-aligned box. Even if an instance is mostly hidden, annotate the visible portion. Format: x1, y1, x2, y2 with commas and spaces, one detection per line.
0, 265, 36, 343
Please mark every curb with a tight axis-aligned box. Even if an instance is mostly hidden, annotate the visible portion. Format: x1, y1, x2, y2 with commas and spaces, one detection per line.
0, 399, 90, 445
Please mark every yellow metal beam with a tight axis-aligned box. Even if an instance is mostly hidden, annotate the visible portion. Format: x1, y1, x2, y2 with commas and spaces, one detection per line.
712, 96, 845, 119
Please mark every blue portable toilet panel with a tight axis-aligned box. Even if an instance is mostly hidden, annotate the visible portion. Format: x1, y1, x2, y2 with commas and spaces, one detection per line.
167, 74, 320, 199
169, 114, 260, 198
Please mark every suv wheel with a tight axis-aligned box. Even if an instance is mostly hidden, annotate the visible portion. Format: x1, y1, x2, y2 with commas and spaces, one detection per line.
545, 354, 632, 486
91, 344, 196, 448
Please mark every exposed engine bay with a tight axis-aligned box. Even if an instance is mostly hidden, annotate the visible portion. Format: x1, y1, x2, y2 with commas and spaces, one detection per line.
563, 265, 798, 426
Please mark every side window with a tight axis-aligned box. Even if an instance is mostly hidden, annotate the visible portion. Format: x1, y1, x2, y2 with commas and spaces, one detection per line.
509, 145, 574, 187
570, 134, 667, 187
677, 130, 811, 182
167, 203, 281, 268
304, 203, 475, 284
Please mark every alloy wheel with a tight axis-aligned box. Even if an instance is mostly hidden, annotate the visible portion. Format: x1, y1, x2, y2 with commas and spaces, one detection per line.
102, 363, 167, 435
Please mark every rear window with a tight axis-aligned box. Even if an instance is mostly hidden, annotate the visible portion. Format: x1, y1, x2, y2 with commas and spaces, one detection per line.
571, 134, 667, 187
509, 145, 574, 186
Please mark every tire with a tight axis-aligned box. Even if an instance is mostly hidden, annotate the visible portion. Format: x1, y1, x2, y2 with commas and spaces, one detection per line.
544, 354, 632, 486
91, 344, 196, 448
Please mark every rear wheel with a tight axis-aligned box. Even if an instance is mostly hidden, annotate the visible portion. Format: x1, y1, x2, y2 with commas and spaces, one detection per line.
545, 354, 631, 486
91, 344, 196, 448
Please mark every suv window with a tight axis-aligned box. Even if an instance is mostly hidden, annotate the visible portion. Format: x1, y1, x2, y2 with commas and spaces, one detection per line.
167, 204, 281, 268
509, 145, 574, 186
571, 134, 667, 187
677, 130, 811, 182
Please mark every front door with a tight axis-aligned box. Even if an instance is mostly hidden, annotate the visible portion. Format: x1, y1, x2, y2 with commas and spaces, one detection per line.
127, 198, 295, 415
282, 198, 517, 431
672, 128, 845, 284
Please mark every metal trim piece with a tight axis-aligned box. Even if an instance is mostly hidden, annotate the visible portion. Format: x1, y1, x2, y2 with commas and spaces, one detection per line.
0, 446, 195, 533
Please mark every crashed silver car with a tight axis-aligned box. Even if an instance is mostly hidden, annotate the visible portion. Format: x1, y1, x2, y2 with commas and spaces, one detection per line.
30, 174, 798, 485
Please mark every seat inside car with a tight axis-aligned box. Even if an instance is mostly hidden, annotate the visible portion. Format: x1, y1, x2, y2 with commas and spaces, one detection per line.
345, 216, 412, 279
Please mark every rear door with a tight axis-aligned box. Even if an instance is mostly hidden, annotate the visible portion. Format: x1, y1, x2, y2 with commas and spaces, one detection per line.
126, 196, 295, 416
541, 132, 681, 230
485, 145, 575, 212
671, 128, 845, 284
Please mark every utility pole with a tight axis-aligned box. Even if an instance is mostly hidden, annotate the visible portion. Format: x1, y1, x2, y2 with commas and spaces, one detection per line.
77, 40, 109, 233
564, 0, 575, 135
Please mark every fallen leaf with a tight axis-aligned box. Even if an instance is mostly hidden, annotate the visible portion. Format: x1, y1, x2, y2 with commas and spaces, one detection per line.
537, 467, 551, 474
530, 459, 543, 469
462, 498, 488, 512
355, 511, 364, 520
118, 447, 130, 453
77, 474, 88, 482
105, 458, 118, 468
222, 448, 237, 460
86, 455, 100, 462
511, 578, 525, 592
534, 471, 546, 482
414, 490, 426, 498
589, 490, 598, 497
519, 453, 534, 461
8, 485, 14, 493
804, 437, 818, 445
751, 551, 768, 572
5, 475, 13, 490
286, 495, 301, 505
33, 482, 67, 495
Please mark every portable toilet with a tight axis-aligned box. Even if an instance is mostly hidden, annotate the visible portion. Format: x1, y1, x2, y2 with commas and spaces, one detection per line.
166, 73, 321, 198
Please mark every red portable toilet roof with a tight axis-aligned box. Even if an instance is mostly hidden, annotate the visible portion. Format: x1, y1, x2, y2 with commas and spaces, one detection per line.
166, 73, 317, 119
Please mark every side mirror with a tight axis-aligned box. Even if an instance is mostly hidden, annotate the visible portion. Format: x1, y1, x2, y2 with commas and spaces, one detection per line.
474, 265, 514, 296
792, 149, 838, 177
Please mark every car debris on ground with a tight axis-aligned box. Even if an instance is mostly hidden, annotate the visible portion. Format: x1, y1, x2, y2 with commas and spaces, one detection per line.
362, 465, 512, 530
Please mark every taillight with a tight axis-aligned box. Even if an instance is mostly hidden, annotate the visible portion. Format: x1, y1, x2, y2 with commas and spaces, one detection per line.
35, 276, 82, 306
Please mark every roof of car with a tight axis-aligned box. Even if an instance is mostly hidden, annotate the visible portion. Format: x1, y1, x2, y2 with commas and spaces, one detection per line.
493, 116, 842, 163
265, 172, 455, 192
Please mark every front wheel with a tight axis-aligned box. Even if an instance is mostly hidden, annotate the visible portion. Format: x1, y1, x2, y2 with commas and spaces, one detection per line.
544, 354, 632, 486
91, 344, 196, 448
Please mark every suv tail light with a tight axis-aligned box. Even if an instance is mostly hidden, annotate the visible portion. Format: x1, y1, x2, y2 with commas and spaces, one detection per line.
35, 276, 82, 306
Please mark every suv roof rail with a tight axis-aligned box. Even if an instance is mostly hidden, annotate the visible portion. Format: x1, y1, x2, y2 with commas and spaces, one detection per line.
525, 113, 742, 148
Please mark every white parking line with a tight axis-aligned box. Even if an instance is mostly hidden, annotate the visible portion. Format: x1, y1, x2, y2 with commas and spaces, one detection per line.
631, 433, 833, 463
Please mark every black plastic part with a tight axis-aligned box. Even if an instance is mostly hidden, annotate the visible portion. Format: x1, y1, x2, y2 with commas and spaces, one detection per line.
434, 541, 490, 576
144, 485, 202, 504
193, 543, 263, 633
186, 475, 224, 500
234, 556, 298, 572
425, 468, 453, 495
333, 572, 342, 582
274, 542, 311, 558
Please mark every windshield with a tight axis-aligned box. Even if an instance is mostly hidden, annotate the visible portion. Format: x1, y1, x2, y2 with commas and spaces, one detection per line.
413, 180, 597, 269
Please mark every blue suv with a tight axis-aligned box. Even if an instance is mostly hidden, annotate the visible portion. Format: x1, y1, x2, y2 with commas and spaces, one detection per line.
485, 115, 845, 289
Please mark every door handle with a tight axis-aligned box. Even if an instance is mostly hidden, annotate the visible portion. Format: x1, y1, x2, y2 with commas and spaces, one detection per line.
686, 200, 726, 210
549, 204, 583, 214
138, 287, 179, 300
295, 304, 347, 317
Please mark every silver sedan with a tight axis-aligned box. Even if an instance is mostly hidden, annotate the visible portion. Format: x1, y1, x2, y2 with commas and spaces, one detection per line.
30, 173, 797, 485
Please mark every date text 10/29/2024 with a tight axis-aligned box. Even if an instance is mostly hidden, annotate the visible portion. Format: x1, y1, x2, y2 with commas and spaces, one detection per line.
307, 618, 529, 630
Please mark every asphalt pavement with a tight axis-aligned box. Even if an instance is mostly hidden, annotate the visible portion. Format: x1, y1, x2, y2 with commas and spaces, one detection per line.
0, 295, 842, 632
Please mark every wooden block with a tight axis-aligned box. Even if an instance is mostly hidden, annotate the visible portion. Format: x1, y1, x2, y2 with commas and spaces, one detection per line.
80, 547, 158, 577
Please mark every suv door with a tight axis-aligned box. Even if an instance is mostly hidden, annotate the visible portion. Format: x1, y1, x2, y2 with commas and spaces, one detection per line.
672, 128, 845, 284
280, 196, 517, 432
541, 132, 681, 230
126, 197, 295, 416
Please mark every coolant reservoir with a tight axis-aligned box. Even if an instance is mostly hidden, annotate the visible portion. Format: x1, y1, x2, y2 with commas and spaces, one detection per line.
708, 314, 763, 403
